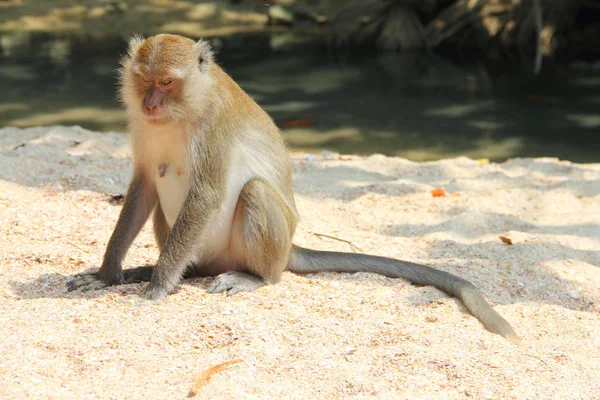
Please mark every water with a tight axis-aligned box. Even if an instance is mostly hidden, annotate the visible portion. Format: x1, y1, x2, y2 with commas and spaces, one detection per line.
1, 32, 599, 162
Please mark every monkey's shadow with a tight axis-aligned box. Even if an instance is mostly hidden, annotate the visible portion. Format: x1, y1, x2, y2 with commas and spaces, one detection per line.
6, 271, 485, 324
8, 266, 404, 301
7, 272, 214, 301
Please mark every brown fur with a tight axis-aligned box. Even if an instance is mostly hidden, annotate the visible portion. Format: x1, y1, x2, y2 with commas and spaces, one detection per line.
231, 179, 296, 284
135, 34, 196, 78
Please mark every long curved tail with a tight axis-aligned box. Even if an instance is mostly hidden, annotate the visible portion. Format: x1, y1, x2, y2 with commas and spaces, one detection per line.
287, 245, 520, 344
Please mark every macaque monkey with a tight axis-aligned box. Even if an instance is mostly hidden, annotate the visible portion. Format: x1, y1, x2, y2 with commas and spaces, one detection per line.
68, 34, 520, 343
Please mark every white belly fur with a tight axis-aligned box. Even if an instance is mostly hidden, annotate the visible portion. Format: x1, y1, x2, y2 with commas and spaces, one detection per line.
133, 122, 190, 228
156, 165, 189, 227
136, 124, 281, 264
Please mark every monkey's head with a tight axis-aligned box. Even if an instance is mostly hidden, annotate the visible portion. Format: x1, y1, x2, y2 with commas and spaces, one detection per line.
119, 34, 214, 124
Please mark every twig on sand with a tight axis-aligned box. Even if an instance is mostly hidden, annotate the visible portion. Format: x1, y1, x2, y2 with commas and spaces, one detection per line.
311, 232, 363, 252
188, 359, 243, 397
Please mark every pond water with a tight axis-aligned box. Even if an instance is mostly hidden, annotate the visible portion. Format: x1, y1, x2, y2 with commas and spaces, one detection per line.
1, 32, 599, 162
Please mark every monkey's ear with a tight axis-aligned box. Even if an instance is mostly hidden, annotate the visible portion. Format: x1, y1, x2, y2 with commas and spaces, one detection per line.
193, 39, 213, 74
127, 34, 145, 58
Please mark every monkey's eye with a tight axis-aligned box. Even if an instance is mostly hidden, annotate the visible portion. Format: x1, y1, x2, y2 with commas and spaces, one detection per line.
142, 77, 152, 84
160, 79, 173, 86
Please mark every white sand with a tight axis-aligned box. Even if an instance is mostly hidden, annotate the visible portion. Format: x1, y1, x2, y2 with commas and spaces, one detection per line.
0, 125, 599, 399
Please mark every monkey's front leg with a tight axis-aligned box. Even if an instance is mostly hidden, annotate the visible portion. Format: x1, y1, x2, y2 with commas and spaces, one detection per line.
67, 172, 157, 291
142, 188, 220, 300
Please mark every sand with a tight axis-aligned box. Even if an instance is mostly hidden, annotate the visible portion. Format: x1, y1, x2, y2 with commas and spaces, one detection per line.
0, 125, 599, 399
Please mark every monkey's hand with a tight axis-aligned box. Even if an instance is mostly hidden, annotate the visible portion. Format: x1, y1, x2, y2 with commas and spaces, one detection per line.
66, 269, 122, 292
68, 266, 156, 293
66, 266, 134, 292
139, 261, 173, 300
67, 270, 141, 292
66, 270, 107, 292
141, 283, 169, 301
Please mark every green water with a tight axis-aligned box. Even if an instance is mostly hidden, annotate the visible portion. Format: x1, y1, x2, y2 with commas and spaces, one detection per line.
1, 32, 599, 162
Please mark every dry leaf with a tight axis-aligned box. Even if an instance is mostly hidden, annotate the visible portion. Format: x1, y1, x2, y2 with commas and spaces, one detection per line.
278, 119, 315, 128
499, 235, 513, 245
431, 187, 446, 197
188, 359, 243, 397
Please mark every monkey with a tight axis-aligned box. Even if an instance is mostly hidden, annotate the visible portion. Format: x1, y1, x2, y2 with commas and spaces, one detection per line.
67, 33, 520, 344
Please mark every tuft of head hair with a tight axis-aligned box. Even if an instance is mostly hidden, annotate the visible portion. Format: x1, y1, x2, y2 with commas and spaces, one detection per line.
127, 34, 145, 59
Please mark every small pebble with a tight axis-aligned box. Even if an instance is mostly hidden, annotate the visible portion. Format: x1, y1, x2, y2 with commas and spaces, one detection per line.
319, 151, 338, 160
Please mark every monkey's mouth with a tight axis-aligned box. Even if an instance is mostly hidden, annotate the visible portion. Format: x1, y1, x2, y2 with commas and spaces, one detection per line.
145, 115, 169, 124
142, 106, 170, 124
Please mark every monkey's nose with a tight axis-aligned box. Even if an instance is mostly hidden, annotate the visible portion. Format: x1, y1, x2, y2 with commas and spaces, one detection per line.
143, 104, 157, 116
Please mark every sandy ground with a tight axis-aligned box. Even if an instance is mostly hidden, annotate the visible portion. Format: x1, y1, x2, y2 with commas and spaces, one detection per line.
0, 125, 599, 399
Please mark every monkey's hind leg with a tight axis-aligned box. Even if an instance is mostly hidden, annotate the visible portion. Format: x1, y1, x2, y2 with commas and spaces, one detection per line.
207, 179, 295, 296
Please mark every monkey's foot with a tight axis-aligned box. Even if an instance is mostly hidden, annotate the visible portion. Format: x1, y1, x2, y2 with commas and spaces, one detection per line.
206, 271, 266, 296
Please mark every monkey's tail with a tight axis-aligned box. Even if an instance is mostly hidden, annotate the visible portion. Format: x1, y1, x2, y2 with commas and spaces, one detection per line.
287, 245, 520, 344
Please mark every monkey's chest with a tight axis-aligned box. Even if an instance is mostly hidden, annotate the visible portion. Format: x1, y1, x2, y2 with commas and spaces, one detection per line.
154, 163, 189, 227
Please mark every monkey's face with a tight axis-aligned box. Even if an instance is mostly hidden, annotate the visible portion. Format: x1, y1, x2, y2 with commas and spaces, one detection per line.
119, 34, 213, 124
135, 75, 181, 124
